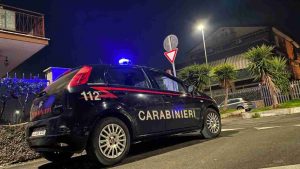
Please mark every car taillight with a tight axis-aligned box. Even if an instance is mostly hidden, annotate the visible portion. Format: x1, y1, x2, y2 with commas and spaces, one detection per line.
68, 66, 92, 88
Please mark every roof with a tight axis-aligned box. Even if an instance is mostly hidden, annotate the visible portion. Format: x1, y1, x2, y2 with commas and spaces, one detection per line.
188, 26, 268, 54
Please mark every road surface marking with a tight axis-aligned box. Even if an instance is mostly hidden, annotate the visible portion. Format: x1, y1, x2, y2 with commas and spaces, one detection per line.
261, 164, 300, 169
221, 128, 244, 131
293, 124, 300, 127
255, 126, 281, 130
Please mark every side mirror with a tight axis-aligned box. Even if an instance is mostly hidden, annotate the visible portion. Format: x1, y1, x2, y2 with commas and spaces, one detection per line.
188, 85, 194, 93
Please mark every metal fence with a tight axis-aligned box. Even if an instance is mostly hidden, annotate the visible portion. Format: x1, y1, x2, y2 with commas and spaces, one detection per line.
212, 80, 300, 107
0, 4, 45, 37
261, 80, 300, 106
212, 86, 262, 104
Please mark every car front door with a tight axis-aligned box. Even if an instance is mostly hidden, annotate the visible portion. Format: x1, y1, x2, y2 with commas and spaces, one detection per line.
146, 70, 200, 131
227, 99, 238, 109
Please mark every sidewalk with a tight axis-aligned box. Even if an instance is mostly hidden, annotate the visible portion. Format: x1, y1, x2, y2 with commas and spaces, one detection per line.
242, 107, 300, 119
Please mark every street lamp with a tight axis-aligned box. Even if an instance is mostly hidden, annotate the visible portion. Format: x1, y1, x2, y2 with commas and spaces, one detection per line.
197, 23, 212, 97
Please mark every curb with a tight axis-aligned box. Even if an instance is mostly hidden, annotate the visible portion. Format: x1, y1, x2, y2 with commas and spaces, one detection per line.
241, 107, 300, 119
221, 110, 244, 119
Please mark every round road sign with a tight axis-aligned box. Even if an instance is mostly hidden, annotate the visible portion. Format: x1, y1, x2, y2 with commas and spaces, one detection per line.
163, 34, 178, 52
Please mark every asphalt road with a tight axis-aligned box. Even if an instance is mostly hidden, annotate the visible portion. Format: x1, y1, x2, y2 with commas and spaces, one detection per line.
3, 114, 300, 169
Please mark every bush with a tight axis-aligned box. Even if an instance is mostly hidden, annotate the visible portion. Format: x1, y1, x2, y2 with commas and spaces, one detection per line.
252, 112, 261, 118
0, 123, 40, 166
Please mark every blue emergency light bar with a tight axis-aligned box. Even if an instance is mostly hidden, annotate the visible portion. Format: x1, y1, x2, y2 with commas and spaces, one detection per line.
119, 58, 132, 65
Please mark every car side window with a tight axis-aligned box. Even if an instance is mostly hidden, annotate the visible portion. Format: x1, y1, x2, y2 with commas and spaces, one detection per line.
228, 99, 235, 104
148, 71, 185, 93
106, 67, 149, 88
88, 66, 106, 83
229, 99, 239, 104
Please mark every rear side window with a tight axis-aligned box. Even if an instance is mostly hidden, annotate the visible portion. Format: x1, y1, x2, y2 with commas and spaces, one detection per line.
88, 66, 106, 83
44, 69, 79, 94
106, 67, 149, 88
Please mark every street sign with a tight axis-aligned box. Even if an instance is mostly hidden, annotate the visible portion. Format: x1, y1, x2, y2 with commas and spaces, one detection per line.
163, 35, 178, 52
163, 34, 179, 77
164, 48, 178, 64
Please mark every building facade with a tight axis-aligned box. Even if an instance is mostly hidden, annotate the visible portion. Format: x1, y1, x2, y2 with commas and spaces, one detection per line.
0, 4, 49, 77
0, 4, 49, 124
177, 26, 300, 92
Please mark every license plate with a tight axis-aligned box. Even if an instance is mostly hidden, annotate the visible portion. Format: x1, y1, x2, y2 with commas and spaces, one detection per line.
31, 128, 46, 137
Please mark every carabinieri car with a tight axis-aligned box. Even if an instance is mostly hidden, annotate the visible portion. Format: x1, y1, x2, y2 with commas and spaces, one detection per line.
26, 64, 221, 166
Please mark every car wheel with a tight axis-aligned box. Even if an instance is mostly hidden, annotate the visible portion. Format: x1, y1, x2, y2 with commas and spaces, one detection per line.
41, 151, 73, 163
201, 108, 221, 139
87, 117, 131, 166
237, 106, 244, 110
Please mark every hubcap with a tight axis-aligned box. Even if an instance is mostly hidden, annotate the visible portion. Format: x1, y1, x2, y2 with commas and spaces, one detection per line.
99, 124, 126, 159
206, 112, 220, 134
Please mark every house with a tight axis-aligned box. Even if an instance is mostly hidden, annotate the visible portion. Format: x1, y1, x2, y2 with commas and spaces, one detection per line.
0, 4, 49, 77
176, 26, 300, 92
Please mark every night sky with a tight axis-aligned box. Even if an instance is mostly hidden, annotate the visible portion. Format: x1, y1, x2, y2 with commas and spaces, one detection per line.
2, 0, 300, 75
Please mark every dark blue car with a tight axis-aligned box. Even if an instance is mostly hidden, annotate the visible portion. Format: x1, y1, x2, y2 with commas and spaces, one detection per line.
26, 64, 221, 166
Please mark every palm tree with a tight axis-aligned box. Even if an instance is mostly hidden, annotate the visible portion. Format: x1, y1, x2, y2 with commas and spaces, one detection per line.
213, 64, 236, 110
245, 44, 290, 108
178, 64, 211, 92
268, 57, 290, 94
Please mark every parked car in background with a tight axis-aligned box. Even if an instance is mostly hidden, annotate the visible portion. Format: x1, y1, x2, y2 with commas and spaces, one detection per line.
218, 98, 255, 111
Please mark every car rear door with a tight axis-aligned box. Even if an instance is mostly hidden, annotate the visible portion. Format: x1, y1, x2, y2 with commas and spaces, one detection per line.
104, 66, 166, 135
145, 70, 200, 131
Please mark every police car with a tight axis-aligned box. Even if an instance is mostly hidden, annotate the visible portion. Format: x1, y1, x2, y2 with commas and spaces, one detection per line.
26, 65, 221, 166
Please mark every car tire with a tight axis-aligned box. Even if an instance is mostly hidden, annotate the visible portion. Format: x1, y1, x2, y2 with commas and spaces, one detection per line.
237, 106, 244, 110
41, 151, 73, 163
87, 117, 131, 166
201, 108, 221, 139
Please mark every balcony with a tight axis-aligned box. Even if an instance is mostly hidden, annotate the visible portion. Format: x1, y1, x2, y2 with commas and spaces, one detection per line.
0, 4, 49, 77
0, 4, 45, 37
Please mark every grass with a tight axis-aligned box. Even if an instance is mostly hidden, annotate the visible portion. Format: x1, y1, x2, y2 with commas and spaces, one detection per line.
278, 99, 300, 108
251, 106, 273, 113
251, 99, 300, 113
252, 112, 261, 118
220, 109, 237, 114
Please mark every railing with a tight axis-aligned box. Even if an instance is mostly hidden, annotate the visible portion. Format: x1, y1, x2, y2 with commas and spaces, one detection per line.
211, 80, 300, 107
0, 4, 45, 37
261, 80, 300, 106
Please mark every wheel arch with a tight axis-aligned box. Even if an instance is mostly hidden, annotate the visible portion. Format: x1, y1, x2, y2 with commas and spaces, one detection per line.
88, 108, 136, 143
207, 104, 220, 116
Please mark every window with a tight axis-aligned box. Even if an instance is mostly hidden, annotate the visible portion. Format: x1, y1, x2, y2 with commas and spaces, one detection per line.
106, 67, 149, 88
228, 99, 239, 104
148, 71, 185, 93
88, 66, 106, 83
45, 69, 79, 94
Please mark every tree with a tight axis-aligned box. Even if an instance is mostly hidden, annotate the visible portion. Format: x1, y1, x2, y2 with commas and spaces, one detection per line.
245, 44, 290, 108
178, 64, 211, 92
0, 77, 47, 122
213, 64, 236, 111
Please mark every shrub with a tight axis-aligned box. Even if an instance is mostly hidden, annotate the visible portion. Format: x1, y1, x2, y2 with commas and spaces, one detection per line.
252, 112, 261, 118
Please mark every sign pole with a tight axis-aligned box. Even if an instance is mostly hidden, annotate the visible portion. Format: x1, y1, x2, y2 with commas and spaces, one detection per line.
168, 36, 176, 77
172, 63, 176, 77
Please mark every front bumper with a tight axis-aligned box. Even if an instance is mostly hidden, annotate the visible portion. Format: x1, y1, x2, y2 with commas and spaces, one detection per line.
26, 115, 87, 153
